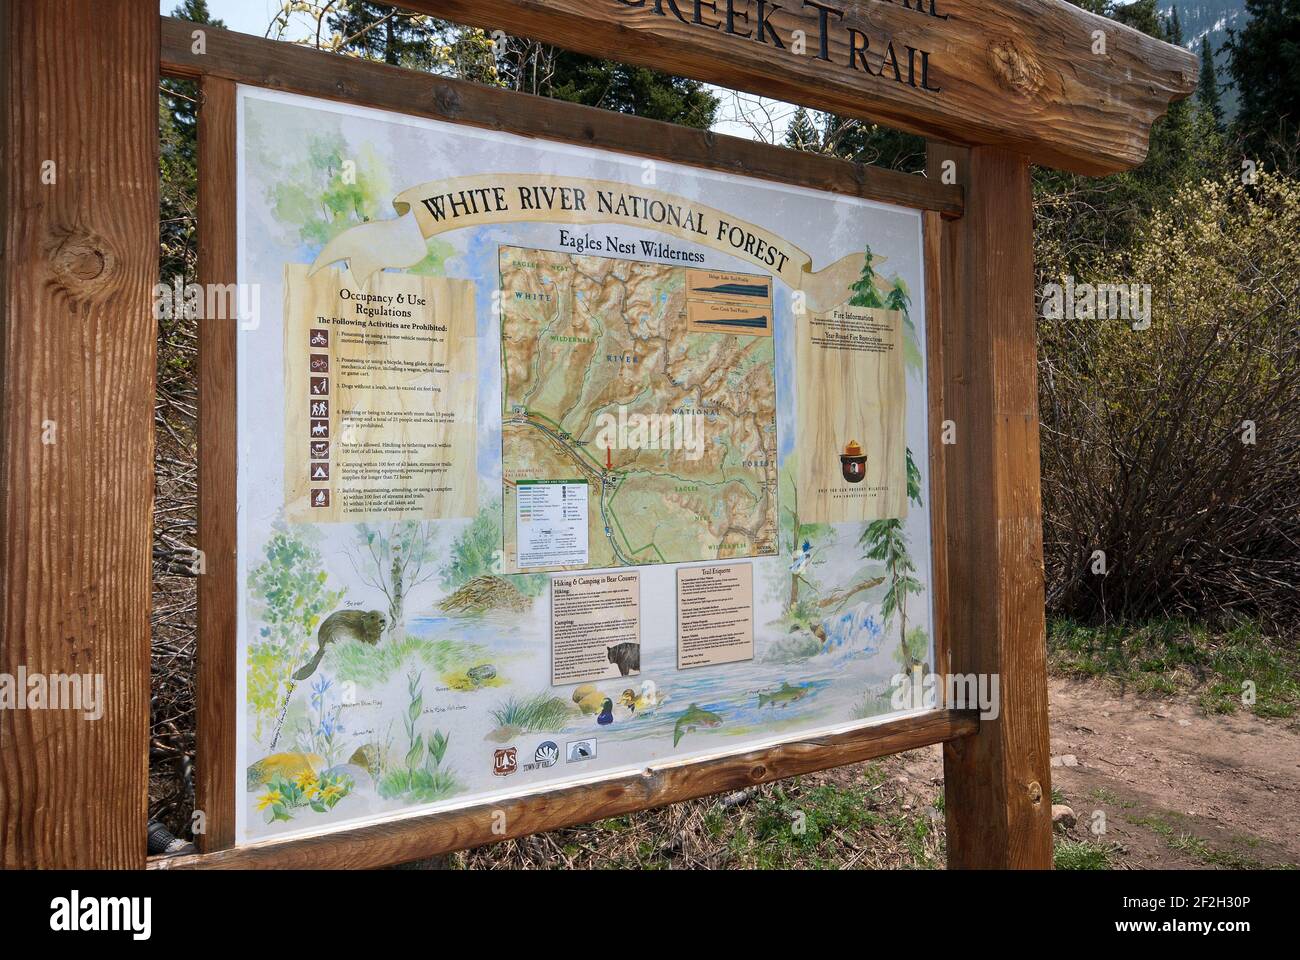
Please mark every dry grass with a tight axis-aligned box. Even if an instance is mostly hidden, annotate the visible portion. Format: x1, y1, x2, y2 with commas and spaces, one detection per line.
448, 750, 948, 870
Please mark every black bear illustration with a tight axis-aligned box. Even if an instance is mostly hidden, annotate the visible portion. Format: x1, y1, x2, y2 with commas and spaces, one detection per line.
607, 642, 640, 677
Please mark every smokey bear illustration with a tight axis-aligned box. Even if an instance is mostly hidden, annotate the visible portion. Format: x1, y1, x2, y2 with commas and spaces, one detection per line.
840, 440, 867, 484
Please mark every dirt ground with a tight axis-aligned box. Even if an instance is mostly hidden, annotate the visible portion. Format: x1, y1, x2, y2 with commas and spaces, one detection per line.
887, 677, 1300, 869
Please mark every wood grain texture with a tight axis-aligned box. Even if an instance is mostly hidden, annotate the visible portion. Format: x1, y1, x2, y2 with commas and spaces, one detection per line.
795, 305, 908, 521
150, 708, 978, 869
197, 77, 239, 853
922, 211, 950, 694
0, 0, 156, 868
158, 17, 962, 217
927, 142, 1052, 868
399, 0, 1196, 175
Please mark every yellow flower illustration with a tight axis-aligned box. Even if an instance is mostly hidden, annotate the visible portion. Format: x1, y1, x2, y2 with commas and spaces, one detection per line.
256, 790, 283, 811
320, 784, 344, 803
295, 772, 319, 794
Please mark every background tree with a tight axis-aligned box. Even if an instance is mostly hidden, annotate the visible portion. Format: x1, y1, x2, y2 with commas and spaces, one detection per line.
328, 0, 439, 68
1197, 33, 1225, 129
784, 108, 820, 151
1038, 172, 1300, 624
500, 46, 718, 128
285, 2, 717, 127
1225, 0, 1300, 172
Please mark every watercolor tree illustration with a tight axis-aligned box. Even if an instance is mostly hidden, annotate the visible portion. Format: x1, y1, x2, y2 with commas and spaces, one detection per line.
344, 521, 441, 641
440, 500, 502, 591
858, 451, 927, 675
852, 242, 922, 372
849, 242, 930, 672
778, 454, 834, 623
246, 110, 452, 273
246, 520, 345, 743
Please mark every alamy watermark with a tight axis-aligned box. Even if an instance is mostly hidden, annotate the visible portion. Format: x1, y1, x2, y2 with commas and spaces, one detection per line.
153, 276, 262, 330
593, 404, 705, 461
890, 668, 1001, 720
50, 891, 150, 940
0, 668, 104, 720
1040, 276, 1151, 330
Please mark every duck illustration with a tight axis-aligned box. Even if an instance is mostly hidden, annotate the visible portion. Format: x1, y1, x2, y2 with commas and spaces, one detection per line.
619, 681, 667, 713
596, 697, 615, 725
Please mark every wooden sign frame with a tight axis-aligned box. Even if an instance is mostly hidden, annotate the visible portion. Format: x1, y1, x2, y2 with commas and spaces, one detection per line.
0, 0, 1189, 870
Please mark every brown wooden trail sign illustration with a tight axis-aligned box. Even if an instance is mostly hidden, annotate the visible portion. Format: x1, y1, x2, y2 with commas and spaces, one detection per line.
0, 0, 1193, 870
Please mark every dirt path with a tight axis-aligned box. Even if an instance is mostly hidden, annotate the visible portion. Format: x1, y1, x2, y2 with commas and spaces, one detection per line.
888, 678, 1300, 868
1044, 678, 1299, 867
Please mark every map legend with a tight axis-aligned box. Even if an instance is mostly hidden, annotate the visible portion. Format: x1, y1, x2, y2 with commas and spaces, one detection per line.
516, 479, 589, 568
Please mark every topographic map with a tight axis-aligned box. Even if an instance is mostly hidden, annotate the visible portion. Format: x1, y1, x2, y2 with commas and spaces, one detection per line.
500, 245, 779, 571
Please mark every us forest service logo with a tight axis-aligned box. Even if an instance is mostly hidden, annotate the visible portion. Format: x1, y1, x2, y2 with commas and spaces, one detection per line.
493, 747, 518, 777
840, 440, 868, 484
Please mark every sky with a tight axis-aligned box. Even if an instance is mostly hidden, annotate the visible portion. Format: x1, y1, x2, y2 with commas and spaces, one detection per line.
160, 0, 796, 142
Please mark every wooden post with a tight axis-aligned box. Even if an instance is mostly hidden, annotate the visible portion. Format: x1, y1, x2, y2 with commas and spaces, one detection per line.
196, 76, 239, 853
0, 0, 157, 868
927, 143, 1054, 868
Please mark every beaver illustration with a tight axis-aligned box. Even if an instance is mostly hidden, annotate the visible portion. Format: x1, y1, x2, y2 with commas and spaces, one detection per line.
293, 609, 386, 681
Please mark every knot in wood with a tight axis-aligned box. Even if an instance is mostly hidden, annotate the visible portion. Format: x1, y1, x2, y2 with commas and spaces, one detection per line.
48, 228, 115, 301
750, 764, 767, 781
1026, 780, 1043, 805
435, 87, 461, 115
988, 39, 1044, 99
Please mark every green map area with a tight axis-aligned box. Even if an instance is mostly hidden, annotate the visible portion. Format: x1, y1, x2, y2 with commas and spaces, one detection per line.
500, 245, 779, 571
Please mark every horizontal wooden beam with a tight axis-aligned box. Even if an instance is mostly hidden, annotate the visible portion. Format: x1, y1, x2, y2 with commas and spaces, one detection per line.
150, 708, 978, 869
160, 17, 962, 217
398, 0, 1196, 176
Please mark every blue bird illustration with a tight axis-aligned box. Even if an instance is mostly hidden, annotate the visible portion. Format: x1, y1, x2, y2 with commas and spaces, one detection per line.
596, 697, 614, 725
789, 539, 813, 575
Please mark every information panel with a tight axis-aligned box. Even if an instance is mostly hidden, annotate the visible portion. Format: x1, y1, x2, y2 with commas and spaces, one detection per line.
235, 87, 936, 843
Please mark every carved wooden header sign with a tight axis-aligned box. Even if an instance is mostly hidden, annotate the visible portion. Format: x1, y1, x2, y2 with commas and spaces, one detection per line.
413, 0, 1197, 174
